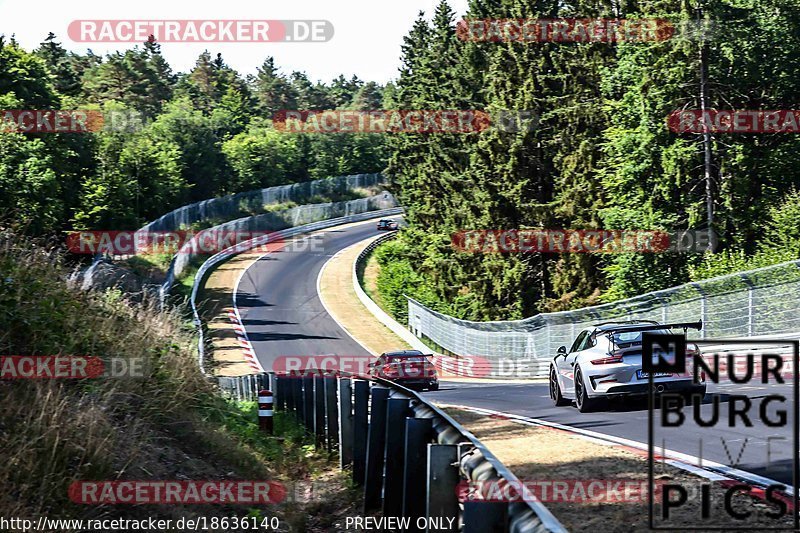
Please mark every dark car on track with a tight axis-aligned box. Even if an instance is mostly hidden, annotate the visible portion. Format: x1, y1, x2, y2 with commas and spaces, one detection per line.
376, 219, 399, 230
369, 350, 439, 391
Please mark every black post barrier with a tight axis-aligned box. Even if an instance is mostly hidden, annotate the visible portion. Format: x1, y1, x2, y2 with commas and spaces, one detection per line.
363, 386, 390, 511
426, 444, 459, 532
403, 417, 433, 530
383, 398, 411, 518
338, 378, 353, 469
295, 374, 303, 419
289, 374, 299, 416
314, 375, 326, 447
324, 376, 339, 451
463, 502, 508, 533
273, 375, 282, 411
303, 375, 314, 431
352, 379, 369, 485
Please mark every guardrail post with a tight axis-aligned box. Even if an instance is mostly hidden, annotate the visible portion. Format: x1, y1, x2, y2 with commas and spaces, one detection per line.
383, 398, 412, 517
426, 444, 459, 532
353, 380, 370, 485
324, 376, 339, 451
303, 375, 314, 431
314, 375, 326, 447
364, 386, 390, 511
289, 373, 299, 416
403, 417, 433, 530
275, 375, 284, 412
338, 378, 353, 469
463, 501, 508, 533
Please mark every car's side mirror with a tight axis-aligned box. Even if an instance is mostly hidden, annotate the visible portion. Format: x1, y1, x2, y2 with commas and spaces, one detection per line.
557, 346, 567, 356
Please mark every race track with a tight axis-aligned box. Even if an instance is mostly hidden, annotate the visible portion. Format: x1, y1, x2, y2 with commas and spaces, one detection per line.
236, 217, 796, 488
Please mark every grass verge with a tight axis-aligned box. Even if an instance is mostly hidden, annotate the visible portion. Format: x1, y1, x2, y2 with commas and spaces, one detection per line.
0, 230, 360, 530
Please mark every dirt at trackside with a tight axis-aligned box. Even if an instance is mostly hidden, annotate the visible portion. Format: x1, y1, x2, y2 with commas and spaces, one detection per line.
444, 408, 794, 532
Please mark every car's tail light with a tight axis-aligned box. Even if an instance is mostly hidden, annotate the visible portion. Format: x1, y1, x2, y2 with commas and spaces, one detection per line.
381, 364, 400, 378
591, 355, 624, 365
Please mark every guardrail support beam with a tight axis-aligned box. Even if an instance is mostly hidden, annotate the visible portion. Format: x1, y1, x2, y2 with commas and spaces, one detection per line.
324, 376, 339, 451
338, 378, 353, 469
353, 380, 370, 485
426, 444, 459, 532
314, 375, 326, 447
403, 417, 433, 530
364, 386, 390, 511
383, 398, 412, 517
303, 375, 314, 431
463, 502, 508, 533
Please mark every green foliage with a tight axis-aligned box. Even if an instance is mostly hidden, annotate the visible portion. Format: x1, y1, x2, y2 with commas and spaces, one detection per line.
374, 238, 442, 322
1, 36, 388, 234
386, 0, 800, 318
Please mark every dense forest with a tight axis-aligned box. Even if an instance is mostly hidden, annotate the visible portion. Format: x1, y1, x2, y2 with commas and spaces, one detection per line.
0, 33, 388, 233
379, 0, 800, 321
5, 0, 800, 321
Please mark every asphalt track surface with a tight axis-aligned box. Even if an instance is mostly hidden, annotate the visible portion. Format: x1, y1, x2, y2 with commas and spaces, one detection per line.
237, 218, 796, 488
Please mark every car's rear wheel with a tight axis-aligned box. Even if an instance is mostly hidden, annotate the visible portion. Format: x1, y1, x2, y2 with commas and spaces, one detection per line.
550, 367, 569, 406
574, 368, 600, 413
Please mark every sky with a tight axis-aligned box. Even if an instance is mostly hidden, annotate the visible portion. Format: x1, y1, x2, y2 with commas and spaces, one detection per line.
0, 0, 471, 83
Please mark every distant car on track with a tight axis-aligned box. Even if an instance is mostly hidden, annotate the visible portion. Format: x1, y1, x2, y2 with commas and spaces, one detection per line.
549, 320, 706, 412
376, 219, 399, 231
369, 350, 439, 391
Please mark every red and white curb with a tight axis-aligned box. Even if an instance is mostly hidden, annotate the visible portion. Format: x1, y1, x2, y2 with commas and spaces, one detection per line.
438, 403, 796, 511
224, 307, 263, 373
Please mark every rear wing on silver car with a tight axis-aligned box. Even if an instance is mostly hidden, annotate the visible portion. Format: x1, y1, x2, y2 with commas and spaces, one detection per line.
592, 321, 702, 353
592, 321, 702, 338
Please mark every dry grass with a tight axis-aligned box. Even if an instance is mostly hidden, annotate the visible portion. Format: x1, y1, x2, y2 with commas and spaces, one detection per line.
0, 231, 359, 528
446, 408, 795, 532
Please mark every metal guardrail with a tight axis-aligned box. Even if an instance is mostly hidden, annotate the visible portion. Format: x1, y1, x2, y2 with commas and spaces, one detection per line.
219, 371, 567, 533
407, 258, 800, 378
190, 208, 404, 374
162, 192, 398, 304
138, 173, 386, 235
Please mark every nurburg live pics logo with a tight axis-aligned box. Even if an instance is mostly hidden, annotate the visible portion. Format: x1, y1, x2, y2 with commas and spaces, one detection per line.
643, 333, 800, 529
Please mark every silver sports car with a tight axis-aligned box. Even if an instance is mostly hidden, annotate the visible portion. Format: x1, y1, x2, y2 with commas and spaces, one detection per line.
549, 320, 707, 412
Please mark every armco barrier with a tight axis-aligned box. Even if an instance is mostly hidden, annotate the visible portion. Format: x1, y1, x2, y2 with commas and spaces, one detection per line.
138, 173, 385, 235
162, 192, 398, 304
190, 208, 403, 374
219, 371, 567, 533
407, 258, 800, 378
